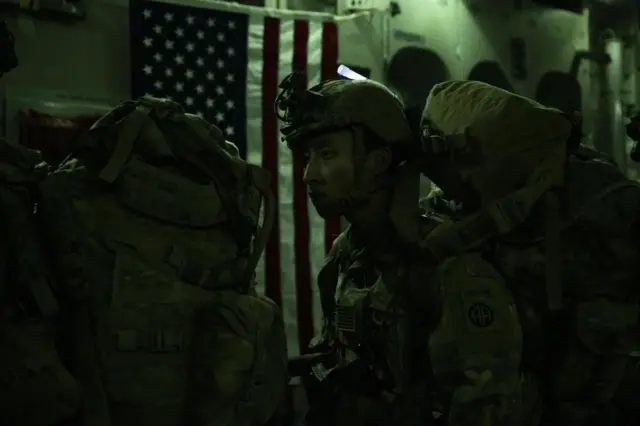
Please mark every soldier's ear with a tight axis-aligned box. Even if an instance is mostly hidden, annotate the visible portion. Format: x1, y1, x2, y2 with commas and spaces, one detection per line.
365, 146, 392, 176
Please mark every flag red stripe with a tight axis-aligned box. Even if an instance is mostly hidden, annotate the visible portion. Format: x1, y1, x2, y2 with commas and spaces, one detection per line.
320, 21, 340, 254
261, 17, 283, 307
292, 19, 314, 354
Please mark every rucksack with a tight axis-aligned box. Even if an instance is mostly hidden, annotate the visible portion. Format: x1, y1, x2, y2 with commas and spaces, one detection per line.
36, 96, 287, 426
0, 140, 81, 426
492, 147, 640, 338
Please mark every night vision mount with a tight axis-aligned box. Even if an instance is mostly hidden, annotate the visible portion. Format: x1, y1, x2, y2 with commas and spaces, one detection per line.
274, 72, 328, 138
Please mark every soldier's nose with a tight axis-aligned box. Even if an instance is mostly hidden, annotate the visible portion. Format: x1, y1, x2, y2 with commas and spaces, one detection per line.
303, 162, 316, 185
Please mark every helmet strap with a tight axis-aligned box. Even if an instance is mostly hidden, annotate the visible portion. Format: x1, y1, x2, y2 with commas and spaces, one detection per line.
339, 126, 393, 212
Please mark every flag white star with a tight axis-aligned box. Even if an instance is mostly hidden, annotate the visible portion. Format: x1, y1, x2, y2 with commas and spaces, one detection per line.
226, 100, 234, 110
195, 84, 204, 94
206, 72, 214, 81
226, 74, 234, 82
174, 54, 184, 65
185, 69, 194, 79
153, 25, 162, 34
196, 57, 204, 67
196, 31, 204, 40
215, 112, 224, 122
206, 45, 214, 54
196, 111, 204, 118
143, 65, 153, 75
207, 18, 215, 27
215, 86, 224, 95
164, 12, 173, 22
226, 47, 235, 57
186, 15, 195, 25
185, 97, 194, 106
154, 81, 163, 89
165, 40, 174, 49
185, 42, 195, 52
143, 37, 152, 47
228, 21, 235, 29
153, 52, 162, 62
225, 126, 234, 136
175, 81, 184, 92
143, 9, 152, 19
165, 68, 173, 77
175, 27, 184, 37
217, 33, 225, 42
216, 59, 224, 69
206, 98, 214, 108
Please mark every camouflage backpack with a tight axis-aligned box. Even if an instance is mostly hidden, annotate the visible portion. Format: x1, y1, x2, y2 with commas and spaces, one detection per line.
0, 141, 81, 426
36, 96, 287, 426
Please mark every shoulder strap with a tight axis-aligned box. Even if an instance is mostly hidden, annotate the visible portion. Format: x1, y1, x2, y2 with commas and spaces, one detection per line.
97, 104, 154, 183
316, 231, 349, 322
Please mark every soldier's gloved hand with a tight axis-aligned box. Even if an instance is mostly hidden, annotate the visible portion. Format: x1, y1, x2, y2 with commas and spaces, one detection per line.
454, 369, 494, 403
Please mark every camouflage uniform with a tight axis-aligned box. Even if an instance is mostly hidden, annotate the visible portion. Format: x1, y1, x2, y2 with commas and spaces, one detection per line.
0, 22, 82, 426
419, 80, 640, 426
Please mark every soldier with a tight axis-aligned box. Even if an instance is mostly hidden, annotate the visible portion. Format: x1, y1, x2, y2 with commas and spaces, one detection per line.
275, 73, 524, 426
0, 20, 82, 426
418, 80, 640, 426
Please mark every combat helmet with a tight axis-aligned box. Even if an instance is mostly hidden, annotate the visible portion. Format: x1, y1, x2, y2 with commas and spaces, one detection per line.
274, 71, 421, 242
275, 71, 414, 148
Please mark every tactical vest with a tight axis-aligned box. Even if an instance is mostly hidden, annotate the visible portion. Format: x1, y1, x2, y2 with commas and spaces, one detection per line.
36, 97, 287, 426
310, 216, 443, 425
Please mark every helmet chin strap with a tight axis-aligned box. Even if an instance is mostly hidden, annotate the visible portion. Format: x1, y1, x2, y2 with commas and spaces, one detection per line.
339, 126, 393, 215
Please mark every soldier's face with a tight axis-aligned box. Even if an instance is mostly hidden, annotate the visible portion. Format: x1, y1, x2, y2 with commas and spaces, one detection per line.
302, 129, 356, 218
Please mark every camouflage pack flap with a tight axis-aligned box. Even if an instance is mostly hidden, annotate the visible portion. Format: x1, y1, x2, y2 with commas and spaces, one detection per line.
84, 96, 275, 286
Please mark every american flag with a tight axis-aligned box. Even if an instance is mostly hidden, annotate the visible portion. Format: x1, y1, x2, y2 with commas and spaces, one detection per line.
130, 0, 343, 355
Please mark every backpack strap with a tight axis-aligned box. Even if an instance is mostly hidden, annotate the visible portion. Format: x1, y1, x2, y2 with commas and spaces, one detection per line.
420, 193, 530, 261
422, 185, 567, 312
95, 100, 160, 184
0, 141, 58, 317
313, 231, 349, 347
544, 191, 563, 311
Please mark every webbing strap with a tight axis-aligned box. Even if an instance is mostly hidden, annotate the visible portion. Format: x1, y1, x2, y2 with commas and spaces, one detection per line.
544, 192, 564, 311
98, 106, 152, 183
